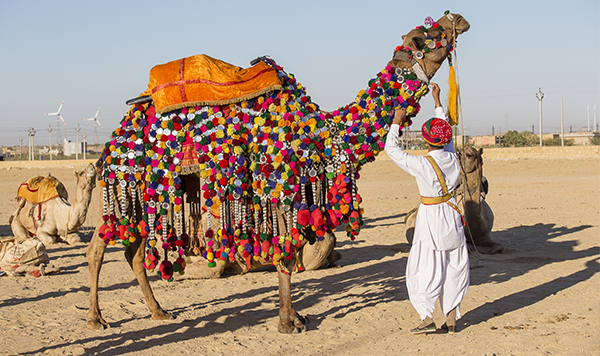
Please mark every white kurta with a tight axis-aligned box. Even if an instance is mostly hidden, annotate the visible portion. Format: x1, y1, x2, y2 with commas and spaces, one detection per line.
384, 107, 469, 320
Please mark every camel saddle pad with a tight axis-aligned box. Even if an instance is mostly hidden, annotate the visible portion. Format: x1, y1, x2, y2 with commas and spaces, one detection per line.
17, 176, 68, 204
143, 54, 282, 114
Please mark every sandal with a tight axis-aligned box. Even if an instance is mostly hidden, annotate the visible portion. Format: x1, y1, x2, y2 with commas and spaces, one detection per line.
410, 322, 436, 334
440, 323, 456, 334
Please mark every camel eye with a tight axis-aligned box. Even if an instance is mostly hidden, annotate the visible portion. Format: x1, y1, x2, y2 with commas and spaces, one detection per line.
413, 36, 425, 50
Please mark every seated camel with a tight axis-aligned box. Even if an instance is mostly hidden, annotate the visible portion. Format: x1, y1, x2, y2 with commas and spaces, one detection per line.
405, 146, 504, 254
10, 164, 97, 245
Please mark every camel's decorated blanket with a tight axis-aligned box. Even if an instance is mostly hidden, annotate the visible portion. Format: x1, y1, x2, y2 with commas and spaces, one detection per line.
143, 55, 283, 114
99, 52, 430, 281
17, 176, 68, 204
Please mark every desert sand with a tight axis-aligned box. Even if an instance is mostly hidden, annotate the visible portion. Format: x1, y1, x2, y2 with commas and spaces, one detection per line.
0, 155, 598, 356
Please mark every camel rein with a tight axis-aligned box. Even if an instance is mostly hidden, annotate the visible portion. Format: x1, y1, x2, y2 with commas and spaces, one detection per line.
448, 23, 487, 260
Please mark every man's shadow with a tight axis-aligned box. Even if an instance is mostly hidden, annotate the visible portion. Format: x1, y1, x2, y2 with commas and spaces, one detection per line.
463, 223, 599, 327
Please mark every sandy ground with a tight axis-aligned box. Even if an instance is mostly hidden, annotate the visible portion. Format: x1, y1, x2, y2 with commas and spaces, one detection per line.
0, 156, 598, 356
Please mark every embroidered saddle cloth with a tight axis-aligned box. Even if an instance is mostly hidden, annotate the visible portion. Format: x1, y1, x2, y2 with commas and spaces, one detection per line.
17, 176, 68, 204
142, 54, 282, 114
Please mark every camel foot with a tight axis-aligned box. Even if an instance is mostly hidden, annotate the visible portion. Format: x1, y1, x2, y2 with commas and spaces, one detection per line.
37, 235, 55, 246
278, 313, 308, 334
326, 250, 343, 267
151, 310, 174, 321
469, 242, 504, 255
65, 233, 82, 245
87, 317, 110, 330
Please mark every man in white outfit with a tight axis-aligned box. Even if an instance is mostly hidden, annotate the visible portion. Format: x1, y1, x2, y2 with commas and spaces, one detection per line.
384, 83, 469, 334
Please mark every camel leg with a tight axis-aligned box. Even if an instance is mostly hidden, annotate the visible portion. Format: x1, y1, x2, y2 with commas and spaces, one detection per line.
178, 255, 226, 279
124, 238, 172, 321
10, 209, 33, 241
86, 223, 109, 330
276, 259, 307, 333
65, 233, 82, 244
299, 233, 339, 270
36, 228, 56, 245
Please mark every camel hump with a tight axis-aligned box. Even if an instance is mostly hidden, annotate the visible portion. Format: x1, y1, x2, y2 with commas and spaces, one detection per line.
17, 176, 68, 204
145, 54, 283, 114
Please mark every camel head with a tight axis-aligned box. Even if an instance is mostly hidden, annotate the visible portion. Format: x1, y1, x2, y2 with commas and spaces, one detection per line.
74, 163, 97, 192
457, 145, 483, 174
390, 12, 470, 80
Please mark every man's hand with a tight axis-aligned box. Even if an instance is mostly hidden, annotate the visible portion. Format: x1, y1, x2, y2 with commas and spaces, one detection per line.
430, 82, 442, 108
393, 108, 406, 125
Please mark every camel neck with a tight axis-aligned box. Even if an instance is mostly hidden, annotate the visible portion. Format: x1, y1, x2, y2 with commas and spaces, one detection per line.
326, 64, 430, 169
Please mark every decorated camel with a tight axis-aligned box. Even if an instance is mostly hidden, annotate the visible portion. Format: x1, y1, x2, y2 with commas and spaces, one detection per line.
405, 145, 504, 254
86, 12, 470, 333
10, 164, 97, 245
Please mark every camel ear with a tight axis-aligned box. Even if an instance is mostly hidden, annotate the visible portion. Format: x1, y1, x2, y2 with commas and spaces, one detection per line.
479, 148, 483, 155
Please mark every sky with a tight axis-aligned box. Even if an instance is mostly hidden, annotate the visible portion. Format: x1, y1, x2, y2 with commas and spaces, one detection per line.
0, 0, 598, 147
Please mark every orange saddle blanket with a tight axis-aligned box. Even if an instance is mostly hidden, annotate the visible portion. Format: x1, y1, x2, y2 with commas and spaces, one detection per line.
17, 176, 68, 204
142, 54, 282, 114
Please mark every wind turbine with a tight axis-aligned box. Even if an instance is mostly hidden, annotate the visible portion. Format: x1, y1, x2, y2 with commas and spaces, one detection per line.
44, 100, 67, 142
83, 107, 103, 144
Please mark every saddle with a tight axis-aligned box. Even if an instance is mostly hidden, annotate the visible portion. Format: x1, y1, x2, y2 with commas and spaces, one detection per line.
17, 176, 68, 204
140, 54, 283, 114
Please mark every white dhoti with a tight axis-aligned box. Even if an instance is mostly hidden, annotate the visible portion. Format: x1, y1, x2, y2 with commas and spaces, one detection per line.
406, 242, 470, 320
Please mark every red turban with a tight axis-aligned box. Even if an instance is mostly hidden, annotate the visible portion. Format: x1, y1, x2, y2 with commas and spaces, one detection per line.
421, 118, 452, 147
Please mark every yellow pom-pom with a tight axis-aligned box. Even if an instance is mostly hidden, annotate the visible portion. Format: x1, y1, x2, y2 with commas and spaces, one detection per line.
149, 240, 156, 247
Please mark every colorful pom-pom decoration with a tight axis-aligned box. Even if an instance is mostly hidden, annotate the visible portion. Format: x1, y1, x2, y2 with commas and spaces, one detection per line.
97, 14, 454, 280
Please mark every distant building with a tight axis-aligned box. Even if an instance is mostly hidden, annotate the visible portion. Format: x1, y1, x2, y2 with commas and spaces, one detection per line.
63, 139, 86, 156
470, 134, 498, 147
561, 131, 597, 145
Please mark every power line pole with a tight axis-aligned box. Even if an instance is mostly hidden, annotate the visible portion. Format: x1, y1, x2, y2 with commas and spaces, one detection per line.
28, 128, 36, 161
48, 125, 53, 161
560, 97, 564, 146
595, 104, 597, 132
76, 124, 81, 160
83, 133, 87, 160
536, 88, 544, 146
19, 137, 23, 160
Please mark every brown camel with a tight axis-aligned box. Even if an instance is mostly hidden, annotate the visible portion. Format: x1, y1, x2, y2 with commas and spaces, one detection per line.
10, 164, 97, 245
405, 146, 504, 254
86, 12, 470, 333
